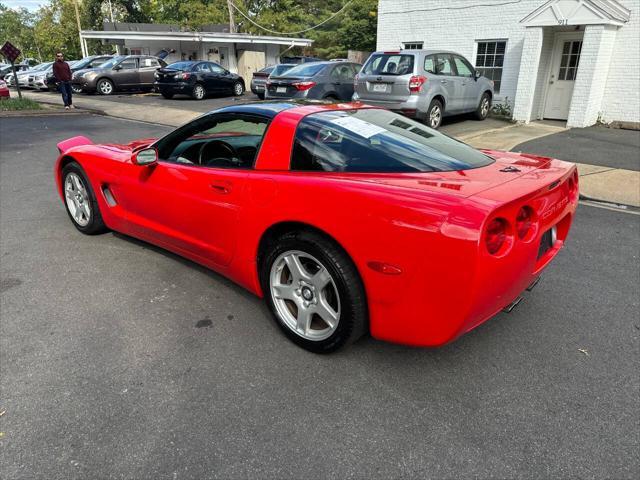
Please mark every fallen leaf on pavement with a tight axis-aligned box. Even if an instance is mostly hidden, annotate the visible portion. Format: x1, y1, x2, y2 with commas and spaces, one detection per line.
578, 348, 589, 356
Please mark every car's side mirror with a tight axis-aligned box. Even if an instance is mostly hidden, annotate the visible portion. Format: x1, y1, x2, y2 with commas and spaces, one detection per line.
113, 65, 122, 71
474, 70, 481, 80
133, 147, 158, 166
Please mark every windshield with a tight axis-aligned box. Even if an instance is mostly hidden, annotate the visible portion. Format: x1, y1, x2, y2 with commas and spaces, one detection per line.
166, 62, 195, 71
281, 63, 326, 78
291, 109, 494, 173
271, 64, 295, 77
97, 56, 125, 69
31, 62, 52, 72
363, 54, 415, 76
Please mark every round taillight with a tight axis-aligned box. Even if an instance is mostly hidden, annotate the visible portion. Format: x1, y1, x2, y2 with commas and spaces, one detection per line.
516, 206, 535, 239
486, 218, 508, 255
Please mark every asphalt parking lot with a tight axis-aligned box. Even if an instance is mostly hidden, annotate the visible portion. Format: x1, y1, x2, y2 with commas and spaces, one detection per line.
1, 114, 638, 479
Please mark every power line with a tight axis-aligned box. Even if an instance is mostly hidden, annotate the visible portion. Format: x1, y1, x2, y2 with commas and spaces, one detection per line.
381, 0, 523, 15
228, 0, 354, 36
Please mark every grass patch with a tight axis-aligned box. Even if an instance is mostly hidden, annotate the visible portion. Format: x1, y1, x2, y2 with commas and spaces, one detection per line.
0, 98, 43, 111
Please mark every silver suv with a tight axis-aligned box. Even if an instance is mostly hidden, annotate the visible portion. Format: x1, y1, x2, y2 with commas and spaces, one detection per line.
353, 50, 494, 129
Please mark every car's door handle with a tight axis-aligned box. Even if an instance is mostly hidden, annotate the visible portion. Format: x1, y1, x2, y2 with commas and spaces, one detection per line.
210, 181, 232, 194
440, 80, 448, 84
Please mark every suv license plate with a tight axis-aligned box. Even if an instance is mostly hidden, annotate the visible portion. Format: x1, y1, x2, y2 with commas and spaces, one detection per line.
372, 83, 387, 92
276, 86, 287, 93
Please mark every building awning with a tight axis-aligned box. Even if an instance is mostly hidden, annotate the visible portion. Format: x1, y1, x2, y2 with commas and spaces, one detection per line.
80, 30, 313, 47
521, 0, 631, 27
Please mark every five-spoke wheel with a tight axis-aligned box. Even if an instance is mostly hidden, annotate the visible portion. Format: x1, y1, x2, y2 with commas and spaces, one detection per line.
61, 162, 107, 235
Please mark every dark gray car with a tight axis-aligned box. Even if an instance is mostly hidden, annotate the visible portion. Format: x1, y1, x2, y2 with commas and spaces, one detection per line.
264, 61, 361, 101
353, 50, 494, 129
72, 55, 167, 95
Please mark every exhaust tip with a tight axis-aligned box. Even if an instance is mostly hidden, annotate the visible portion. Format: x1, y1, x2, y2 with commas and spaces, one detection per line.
502, 296, 523, 313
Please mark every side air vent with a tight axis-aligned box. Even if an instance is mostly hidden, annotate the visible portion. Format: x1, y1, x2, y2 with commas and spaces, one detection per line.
102, 185, 117, 207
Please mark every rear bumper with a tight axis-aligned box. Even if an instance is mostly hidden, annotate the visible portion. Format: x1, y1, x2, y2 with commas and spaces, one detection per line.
367, 161, 579, 347
154, 82, 190, 93
353, 93, 425, 118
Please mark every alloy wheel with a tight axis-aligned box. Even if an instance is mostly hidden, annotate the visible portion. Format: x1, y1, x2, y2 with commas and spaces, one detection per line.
269, 250, 341, 341
64, 172, 91, 227
430, 105, 442, 128
480, 97, 490, 118
194, 85, 204, 100
234, 82, 243, 96
98, 80, 113, 95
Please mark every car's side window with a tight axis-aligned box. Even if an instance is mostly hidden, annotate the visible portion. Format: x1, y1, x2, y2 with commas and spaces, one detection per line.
424, 55, 437, 74
195, 63, 211, 73
141, 58, 159, 68
453, 55, 474, 78
209, 63, 226, 74
331, 65, 354, 81
155, 114, 269, 169
434, 54, 454, 75
119, 58, 138, 70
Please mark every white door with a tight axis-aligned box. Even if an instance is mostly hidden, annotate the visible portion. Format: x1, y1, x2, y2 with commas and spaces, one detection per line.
544, 36, 583, 120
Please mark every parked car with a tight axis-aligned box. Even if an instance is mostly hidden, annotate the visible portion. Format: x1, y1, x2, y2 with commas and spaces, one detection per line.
264, 61, 361, 101
353, 50, 494, 129
31, 61, 78, 91
0, 63, 29, 80
8, 62, 53, 89
251, 64, 295, 99
281, 55, 323, 64
72, 55, 167, 95
53, 102, 578, 353
46, 55, 114, 93
154, 60, 245, 100
0, 79, 9, 99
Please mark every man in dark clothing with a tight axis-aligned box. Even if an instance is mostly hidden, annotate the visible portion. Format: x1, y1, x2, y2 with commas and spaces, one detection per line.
52, 52, 73, 110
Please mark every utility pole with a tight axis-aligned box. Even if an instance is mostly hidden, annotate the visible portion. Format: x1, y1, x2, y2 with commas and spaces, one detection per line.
227, 0, 236, 33
73, 0, 87, 57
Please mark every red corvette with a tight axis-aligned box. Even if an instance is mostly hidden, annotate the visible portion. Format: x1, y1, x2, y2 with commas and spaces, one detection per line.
55, 102, 578, 352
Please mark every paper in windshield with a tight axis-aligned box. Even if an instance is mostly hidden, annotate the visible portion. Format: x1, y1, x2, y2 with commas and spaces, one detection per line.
330, 116, 387, 139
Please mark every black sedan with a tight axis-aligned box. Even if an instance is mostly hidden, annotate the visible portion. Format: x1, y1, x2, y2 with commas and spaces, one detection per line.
154, 61, 245, 100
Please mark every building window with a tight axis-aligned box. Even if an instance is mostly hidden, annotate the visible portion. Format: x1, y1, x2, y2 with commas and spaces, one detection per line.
558, 40, 582, 80
403, 42, 423, 50
476, 40, 506, 92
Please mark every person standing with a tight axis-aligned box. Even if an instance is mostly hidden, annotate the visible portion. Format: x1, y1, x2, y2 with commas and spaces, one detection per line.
52, 52, 74, 110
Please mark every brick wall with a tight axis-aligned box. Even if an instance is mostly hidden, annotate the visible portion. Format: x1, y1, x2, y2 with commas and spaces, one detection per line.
377, 0, 640, 126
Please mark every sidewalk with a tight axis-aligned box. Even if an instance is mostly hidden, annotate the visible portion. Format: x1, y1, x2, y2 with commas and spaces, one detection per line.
18, 89, 640, 207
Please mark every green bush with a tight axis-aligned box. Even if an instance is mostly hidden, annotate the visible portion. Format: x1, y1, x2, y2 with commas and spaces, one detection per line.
0, 98, 43, 111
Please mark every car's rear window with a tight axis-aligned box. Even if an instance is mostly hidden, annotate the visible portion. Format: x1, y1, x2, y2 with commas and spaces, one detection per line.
291, 109, 494, 173
167, 62, 195, 71
280, 63, 325, 77
271, 64, 295, 76
363, 54, 415, 76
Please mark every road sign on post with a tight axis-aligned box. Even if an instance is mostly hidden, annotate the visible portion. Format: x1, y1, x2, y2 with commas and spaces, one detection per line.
1, 41, 23, 99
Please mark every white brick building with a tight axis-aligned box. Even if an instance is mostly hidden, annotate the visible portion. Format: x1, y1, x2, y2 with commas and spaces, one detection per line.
377, 0, 639, 128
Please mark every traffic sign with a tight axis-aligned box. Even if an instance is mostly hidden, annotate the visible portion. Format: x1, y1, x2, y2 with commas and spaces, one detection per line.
0, 41, 21, 63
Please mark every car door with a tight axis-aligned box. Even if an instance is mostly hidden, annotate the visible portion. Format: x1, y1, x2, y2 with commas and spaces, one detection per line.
209, 62, 234, 93
193, 62, 214, 92
139, 57, 161, 86
113, 57, 139, 88
452, 55, 480, 112
113, 113, 269, 267
434, 53, 463, 112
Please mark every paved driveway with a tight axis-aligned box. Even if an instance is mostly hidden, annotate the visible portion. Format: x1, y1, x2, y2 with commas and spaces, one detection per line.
1, 115, 638, 479
513, 125, 640, 171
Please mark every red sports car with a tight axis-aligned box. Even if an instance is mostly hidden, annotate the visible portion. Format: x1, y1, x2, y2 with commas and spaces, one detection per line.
54, 102, 578, 352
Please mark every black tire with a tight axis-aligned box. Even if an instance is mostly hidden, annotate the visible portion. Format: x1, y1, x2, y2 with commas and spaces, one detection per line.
191, 83, 205, 100
161, 92, 174, 99
96, 78, 114, 95
232, 81, 244, 96
61, 162, 108, 235
426, 98, 443, 129
260, 230, 367, 353
323, 95, 339, 102
71, 84, 82, 94
474, 92, 492, 120
256, 92, 265, 100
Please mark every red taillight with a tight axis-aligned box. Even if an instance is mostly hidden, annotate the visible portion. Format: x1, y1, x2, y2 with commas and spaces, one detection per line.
516, 206, 535, 240
409, 75, 427, 93
179, 72, 191, 80
486, 218, 508, 255
292, 81, 316, 91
